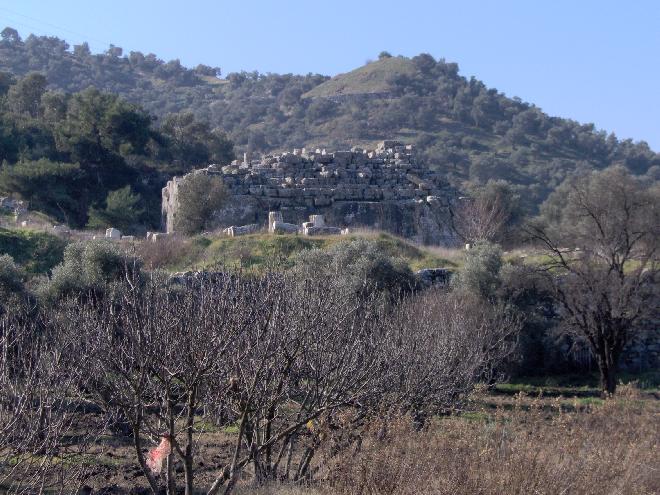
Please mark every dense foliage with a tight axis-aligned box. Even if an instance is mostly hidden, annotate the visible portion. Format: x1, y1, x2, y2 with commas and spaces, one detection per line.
0, 39, 235, 228
1, 28, 657, 218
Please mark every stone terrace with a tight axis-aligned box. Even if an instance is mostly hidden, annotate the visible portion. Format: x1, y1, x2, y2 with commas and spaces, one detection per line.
163, 141, 457, 244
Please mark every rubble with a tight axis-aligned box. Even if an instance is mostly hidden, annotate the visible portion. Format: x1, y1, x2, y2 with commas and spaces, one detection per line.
223, 224, 260, 237
162, 141, 459, 245
105, 228, 122, 240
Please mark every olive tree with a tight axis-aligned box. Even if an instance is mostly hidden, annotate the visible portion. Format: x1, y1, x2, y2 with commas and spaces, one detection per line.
173, 173, 228, 235
528, 167, 659, 395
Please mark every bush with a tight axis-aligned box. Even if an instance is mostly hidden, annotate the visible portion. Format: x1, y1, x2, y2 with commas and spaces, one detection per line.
0, 227, 67, 274
0, 254, 24, 308
38, 240, 140, 303
290, 238, 417, 300
173, 173, 228, 235
453, 240, 503, 300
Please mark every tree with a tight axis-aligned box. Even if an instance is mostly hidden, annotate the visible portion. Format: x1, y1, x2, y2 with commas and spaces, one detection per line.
159, 112, 235, 170
0, 27, 21, 44
451, 180, 521, 244
528, 167, 659, 395
7, 72, 47, 117
87, 185, 145, 232
173, 173, 229, 235
0, 159, 84, 224
452, 241, 503, 301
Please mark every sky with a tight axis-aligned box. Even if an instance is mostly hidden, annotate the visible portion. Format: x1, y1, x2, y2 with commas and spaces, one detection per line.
2, 0, 659, 149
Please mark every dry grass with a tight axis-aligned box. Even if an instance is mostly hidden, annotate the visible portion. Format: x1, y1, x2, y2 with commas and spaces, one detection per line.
238, 393, 658, 495
334, 400, 657, 495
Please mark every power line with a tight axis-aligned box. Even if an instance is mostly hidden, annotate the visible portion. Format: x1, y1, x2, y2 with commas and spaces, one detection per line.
0, 5, 112, 48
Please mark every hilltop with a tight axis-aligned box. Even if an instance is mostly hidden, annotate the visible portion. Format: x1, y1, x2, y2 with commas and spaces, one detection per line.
0, 28, 658, 223
302, 56, 417, 99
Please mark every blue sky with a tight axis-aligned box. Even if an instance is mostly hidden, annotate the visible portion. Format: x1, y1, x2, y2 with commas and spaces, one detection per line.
2, 0, 659, 149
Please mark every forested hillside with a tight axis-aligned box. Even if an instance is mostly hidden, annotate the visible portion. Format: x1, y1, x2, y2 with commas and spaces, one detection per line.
0, 27, 658, 225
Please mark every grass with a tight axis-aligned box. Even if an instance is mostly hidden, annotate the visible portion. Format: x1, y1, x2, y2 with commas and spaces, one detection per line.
231, 378, 659, 495
302, 56, 417, 98
500, 371, 660, 393
0, 227, 67, 273
137, 230, 462, 274
4, 373, 655, 494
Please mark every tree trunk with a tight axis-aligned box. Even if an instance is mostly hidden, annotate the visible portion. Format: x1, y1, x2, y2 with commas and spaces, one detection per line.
598, 358, 617, 396
184, 387, 196, 495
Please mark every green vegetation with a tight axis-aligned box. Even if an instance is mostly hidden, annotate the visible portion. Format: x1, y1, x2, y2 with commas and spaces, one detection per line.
0, 227, 66, 273
302, 56, 418, 98
38, 240, 140, 304
146, 231, 460, 273
500, 372, 660, 393
0, 68, 234, 230
0, 29, 657, 221
174, 173, 229, 235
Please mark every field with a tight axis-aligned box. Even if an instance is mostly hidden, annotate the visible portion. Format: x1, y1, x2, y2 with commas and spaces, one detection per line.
24, 374, 657, 495
135, 230, 463, 273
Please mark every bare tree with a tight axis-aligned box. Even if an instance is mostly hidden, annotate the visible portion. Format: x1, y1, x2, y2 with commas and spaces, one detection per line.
206, 275, 389, 494
379, 290, 520, 422
69, 274, 254, 495
0, 305, 97, 494
527, 167, 659, 395
451, 181, 520, 244
0, 267, 523, 494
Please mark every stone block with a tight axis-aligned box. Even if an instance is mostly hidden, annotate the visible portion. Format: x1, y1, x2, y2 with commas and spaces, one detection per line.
310, 214, 325, 226
226, 224, 259, 237
268, 211, 283, 233
106, 228, 122, 240
272, 221, 299, 234
152, 233, 171, 243
303, 226, 342, 236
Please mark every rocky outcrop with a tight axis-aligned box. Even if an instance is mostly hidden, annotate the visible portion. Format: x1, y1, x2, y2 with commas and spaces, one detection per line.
162, 141, 459, 245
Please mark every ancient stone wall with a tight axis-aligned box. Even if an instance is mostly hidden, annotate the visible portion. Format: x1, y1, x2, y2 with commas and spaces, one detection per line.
162, 141, 458, 244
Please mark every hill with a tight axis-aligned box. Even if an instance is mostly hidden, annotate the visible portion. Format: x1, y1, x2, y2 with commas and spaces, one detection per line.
0, 28, 658, 221
302, 56, 417, 99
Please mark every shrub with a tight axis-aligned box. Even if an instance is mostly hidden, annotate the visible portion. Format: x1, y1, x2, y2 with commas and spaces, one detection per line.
0, 227, 67, 274
0, 254, 25, 312
174, 173, 229, 235
290, 238, 417, 300
38, 240, 140, 303
453, 241, 503, 300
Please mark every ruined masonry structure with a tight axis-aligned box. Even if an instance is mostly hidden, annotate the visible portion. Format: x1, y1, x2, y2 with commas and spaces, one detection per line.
162, 141, 457, 244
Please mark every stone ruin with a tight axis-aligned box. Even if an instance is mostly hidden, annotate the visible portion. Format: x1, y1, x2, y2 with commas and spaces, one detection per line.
162, 141, 458, 245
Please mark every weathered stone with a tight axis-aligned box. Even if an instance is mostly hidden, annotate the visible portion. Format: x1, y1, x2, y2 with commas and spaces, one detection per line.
52, 225, 70, 236
152, 233, 171, 242
161, 142, 460, 245
303, 225, 341, 236
226, 224, 260, 237
309, 214, 325, 227
272, 221, 299, 234
268, 211, 283, 233
106, 228, 122, 240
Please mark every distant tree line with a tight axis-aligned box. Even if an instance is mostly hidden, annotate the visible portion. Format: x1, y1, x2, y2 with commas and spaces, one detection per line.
0, 69, 234, 230
1, 28, 657, 217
